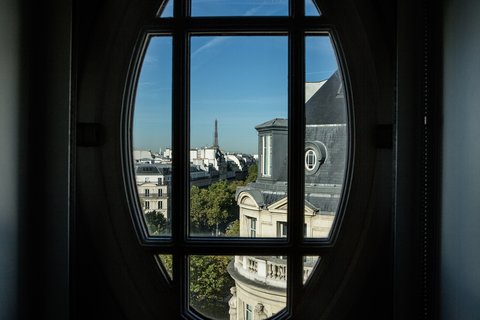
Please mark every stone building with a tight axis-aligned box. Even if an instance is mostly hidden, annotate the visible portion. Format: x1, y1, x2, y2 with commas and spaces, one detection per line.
228, 71, 347, 318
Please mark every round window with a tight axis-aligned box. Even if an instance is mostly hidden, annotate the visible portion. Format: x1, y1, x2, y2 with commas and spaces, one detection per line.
305, 149, 318, 171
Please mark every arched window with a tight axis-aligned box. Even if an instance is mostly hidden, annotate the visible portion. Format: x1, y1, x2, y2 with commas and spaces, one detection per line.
76, 0, 393, 318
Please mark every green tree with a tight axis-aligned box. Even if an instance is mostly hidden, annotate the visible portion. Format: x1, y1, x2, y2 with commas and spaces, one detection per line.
190, 181, 237, 235
156, 254, 234, 319
245, 163, 258, 184
189, 255, 234, 319
225, 219, 240, 237
144, 210, 168, 235
190, 185, 207, 232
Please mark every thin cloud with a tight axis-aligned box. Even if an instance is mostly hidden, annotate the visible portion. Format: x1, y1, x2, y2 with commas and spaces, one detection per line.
191, 36, 231, 58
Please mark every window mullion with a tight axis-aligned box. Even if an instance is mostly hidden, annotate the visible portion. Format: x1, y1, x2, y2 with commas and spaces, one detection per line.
288, 14, 306, 320
171, 0, 188, 316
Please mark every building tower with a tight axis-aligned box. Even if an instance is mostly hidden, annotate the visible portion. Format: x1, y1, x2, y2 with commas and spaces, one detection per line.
213, 119, 219, 148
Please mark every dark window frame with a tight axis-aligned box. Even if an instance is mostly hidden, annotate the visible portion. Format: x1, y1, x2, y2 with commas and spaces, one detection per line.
76, 0, 395, 318
123, 1, 354, 318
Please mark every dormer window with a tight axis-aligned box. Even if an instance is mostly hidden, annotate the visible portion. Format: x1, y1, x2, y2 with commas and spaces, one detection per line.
305, 149, 317, 171
75, 0, 398, 317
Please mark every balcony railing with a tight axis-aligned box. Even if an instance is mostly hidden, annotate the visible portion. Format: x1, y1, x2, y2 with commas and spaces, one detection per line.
140, 193, 168, 199
234, 256, 319, 288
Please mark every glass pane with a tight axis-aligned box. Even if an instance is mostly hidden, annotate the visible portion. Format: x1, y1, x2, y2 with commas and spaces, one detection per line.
305, 0, 321, 16
191, 0, 288, 17
303, 255, 320, 284
132, 36, 173, 237
189, 255, 287, 319
157, 254, 173, 281
304, 35, 347, 239
157, 0, 173, 18
189, 36, 288, 238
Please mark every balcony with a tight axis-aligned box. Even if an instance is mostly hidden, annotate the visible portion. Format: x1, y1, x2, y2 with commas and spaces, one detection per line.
233, 256, 318, 288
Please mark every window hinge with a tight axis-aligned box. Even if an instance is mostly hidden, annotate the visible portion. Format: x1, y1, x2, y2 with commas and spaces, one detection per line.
77, 122, 104, 147
375, 124, 393, 149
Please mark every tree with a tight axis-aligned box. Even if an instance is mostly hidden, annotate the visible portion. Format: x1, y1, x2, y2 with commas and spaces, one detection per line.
144, 210, 168, 235
189, 255, 234, 319
190, 181, 237, 235
245, 163, 258, 184
225, 219, 239, 237
157, 255, 234, 319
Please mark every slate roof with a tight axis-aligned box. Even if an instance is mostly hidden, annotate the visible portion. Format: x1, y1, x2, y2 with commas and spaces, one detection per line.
255, 118, 288, 131
305, 71, 346, 125
239, 71, 347, 215
135, 164, 172, 175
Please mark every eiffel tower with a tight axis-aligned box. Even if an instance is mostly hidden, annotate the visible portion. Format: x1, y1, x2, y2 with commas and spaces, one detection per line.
213, 119, 219, 148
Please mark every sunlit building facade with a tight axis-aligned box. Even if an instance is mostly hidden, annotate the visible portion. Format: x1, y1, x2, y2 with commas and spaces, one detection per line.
228, 72, 347, 319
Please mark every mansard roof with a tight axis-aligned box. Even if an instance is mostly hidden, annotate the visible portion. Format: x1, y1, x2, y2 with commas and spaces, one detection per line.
255, 118, 288, 131
238, 70, 346, 216
305, 71, 346, 125
236, 182, 340, 215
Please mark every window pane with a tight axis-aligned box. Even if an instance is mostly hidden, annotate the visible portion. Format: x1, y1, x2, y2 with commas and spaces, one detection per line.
157, 0, 173, 18
303, 255, 320, 284
189, 36, 288, 238
132, 36, 173, 237
157, 254, 173, 281
189, 255, 287, 319
305, 0, 321, 16
304, 35, 347, 239
191, 0, 288, 17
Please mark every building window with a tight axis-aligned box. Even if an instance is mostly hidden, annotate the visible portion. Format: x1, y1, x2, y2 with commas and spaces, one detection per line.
145, 201, 150, 210
305, 149, 317, 171
277, 221, 288, 238
81, 0, 398, 317
248, 217, 257, 238
245, 303, 253, 320
128, 1, 349, 317
261, 135, 272, 177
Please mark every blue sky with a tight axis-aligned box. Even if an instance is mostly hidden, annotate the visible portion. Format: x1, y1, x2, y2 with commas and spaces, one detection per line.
160, 0, 321, 17
133, 34, 337, 154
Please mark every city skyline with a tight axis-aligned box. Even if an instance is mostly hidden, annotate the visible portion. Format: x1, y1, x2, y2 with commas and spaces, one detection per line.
133, 35, 338, 154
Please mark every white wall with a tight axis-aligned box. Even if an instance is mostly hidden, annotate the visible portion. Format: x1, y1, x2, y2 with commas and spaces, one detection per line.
441, 0, 480, 318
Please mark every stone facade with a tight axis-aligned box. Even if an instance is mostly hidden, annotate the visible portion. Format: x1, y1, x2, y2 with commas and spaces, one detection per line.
228, 71, 347, 318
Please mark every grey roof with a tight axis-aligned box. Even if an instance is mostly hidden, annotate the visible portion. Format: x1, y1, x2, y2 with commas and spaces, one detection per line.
305, 125, 347, 186
238, 181, 341, 214
255, 118, 288, 131
238, 71, 347, 215
305, 71, 347, 125
235, 187, 266, 207
135, 164, 172, 175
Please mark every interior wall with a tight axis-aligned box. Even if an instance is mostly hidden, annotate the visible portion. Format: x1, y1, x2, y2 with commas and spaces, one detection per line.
0, 0, 22, 318
441, 0, 480, 318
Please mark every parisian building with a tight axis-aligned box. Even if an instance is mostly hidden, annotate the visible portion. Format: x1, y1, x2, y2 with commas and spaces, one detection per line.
228, 71, 347, 319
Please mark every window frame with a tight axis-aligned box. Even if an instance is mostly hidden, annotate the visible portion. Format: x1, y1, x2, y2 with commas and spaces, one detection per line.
125, 2, 353, 316
75, 0, 394, 319
261, 134, 272, 177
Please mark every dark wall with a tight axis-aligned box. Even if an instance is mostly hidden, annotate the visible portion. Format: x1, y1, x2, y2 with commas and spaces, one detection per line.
441, 0, 480, 318
0, 0, 72, 318
0, 0, 22, 318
